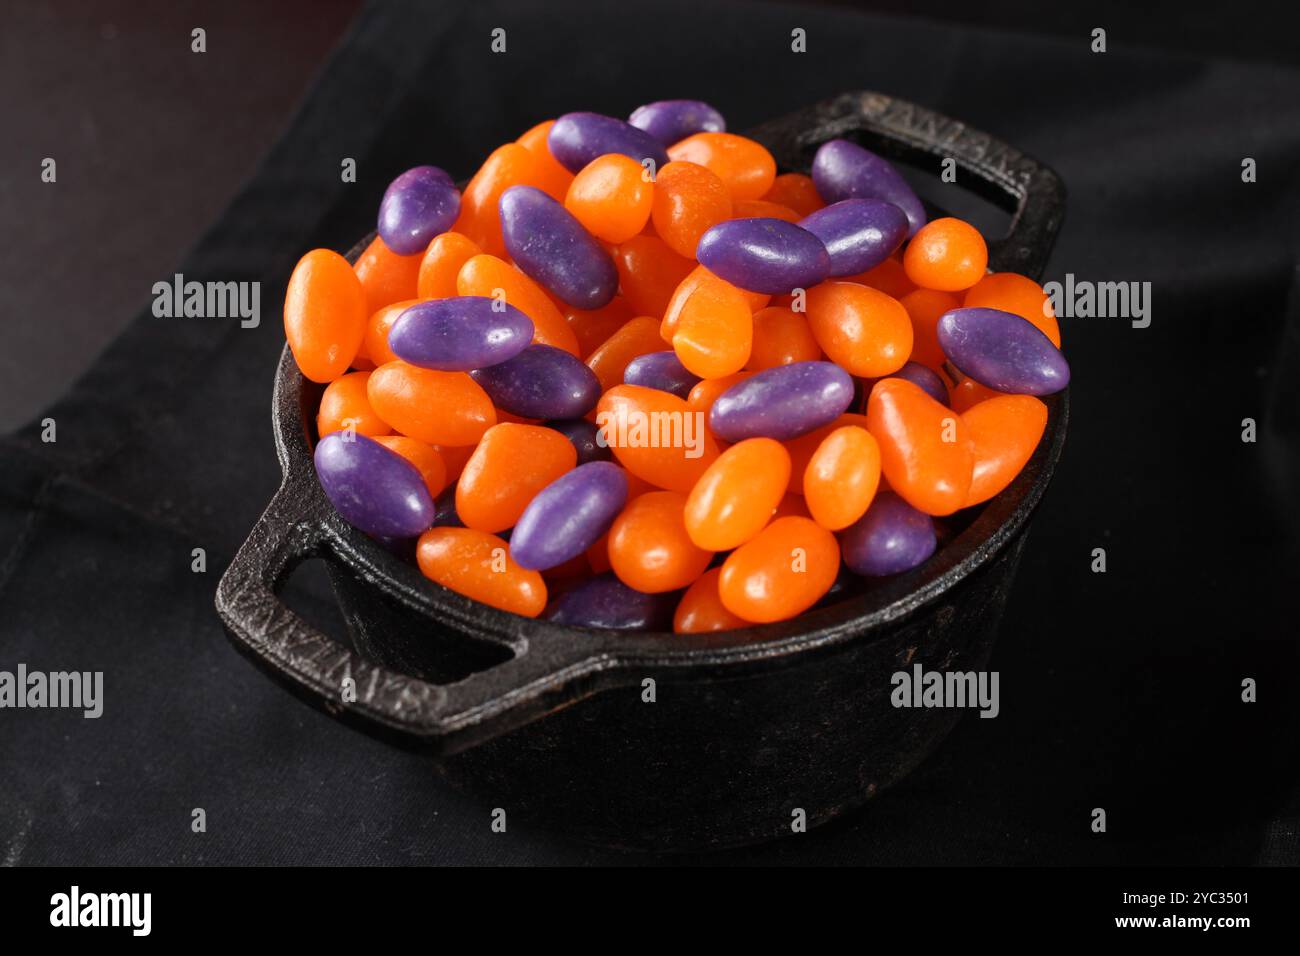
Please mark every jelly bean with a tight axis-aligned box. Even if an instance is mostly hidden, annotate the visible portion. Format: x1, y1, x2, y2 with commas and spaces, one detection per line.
673, 567, 748, 633
564, 154, 654, 244
510, 461, 628, 570
849, 255, 915, 299
315, 432, 434, 539
804, 425, 881, 530
862, 360, 949, 407
564, 296, 635, 358
762, 172, 824, 217
416, 527, 547, 617
363, 299, 420, 367
373, 435, 448, 499
732, 199, 800, 223
948, 374, 1003, 413
431, 484, 464, 527
544, 573, 677, 630
961, 395, 1047, 506
670, 271, 753, 378
903, 217, 988, 292
609, 490, 714, 593
696, 218, 831, 295
454, 143, 554, 257
710, 361, 854, 442
434, 443, 475, 482
748, 306, 822, 370
651, 161, 733, 259
456, 253, 580, 355
899, 287, 959, 369
455, 423, 577, 532
470, 343, 601, 419
866, 378, 972, 516
937, 307, 1070, 395
629, 99, 726, 146
805, 280, 912, 378
963, 272, 1062, 347
684, 438, 790, 550
798, 198, 908, 277
353, 235, 422, 315
686, 371, 753, 424
317, 370, 391, 438
772, 492, 811, 520
810, 139, 926, 236
613, 235, 696, 318
661, 265, 768, 341
547, 112, 669, 174
667, 132, 776, 202
515, 119, 576, 201
386, 296, 533, 372
596, 385, 721, 493
377, 166, 460, 255
783, 412, 870, 494
500, 185, 618, 310
624, 350, 701, 399
417, 232, 481, 300
367, 361, 496, 446
544, 417, 612, 464
840, 491, 936, 577
284, 249, 368, 383
585, 316, 666, 393
718, 516, 840, 622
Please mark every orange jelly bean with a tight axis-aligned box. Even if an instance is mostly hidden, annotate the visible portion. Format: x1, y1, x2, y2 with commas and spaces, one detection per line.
661, 265, 767, 341
367, 361, 496, 447
771, 492, 811, 520
564, 296, 635, 359
673, 567, 748, 633
353, 235, 422, 316
866, 378, 972, 516
686, 371, 753, 423
961, 395, 1047, 506
455, 423, 577, 532
565, 153, 654, 244
416, 527, 547, 617
962, 272, 1062, 347
417, 232, 481, 300
374, 435, 449, 498
613, 235, 696, 318
783, 412, 869, 494
949, 375, 1004, 413
805, 281, 912, 378
761, 172, 824, 217
899, 288, 960, 369
684, 438, 790, 551
585, 316, 665, 393
456, 253, 580, 356
803, 425, 881, 530
515, 120, 576, 202
363, 298, 420, 367
608, 490, 714, 593
718, 516, 840, 623
454, 142, 552, 256
903, 217, 989, 292
732, 199, 799, 223
595, 385, 720, 493
435, 442, 476, 482
317, 370, 391, 438
848, 256, 915, 300
650, 160, 733, 259
284, 248, 368, 383
667, 132, 776, 201
748, 306, 822, 370
671, 273, 753, 378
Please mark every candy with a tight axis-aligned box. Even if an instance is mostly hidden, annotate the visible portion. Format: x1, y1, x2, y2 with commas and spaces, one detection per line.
564, 296, 636, 358
718, 516, 840, 622
710, 361, 854, 442
547, 112, 670, 174
623, 350, 701, 399
284, 249, 368, 383
839, 492, 936, 577
456, 254, 580, 355
669, 270, 753, 378
667, 132, 777, 201
695, 217, 831, 296
565, 153, 655, 244
962, 272, 1062, 348
510, 462, 629, 570
455, 423, 577, 532
613, 235, 696, 317
804, 281, 912, 378
903, 217, 989, 292
586, 316, 667, 392
499, 185, 619, 310
417, 232, 481, 300
898, 287, 960, 369
470, 343, 602, 419
811, 139, 926, 236
314, 432, 434, 539
363, 299, 419, 367
317, 370, 390, 438
684, 438, 790, 550
762, 172, 824, 217
866, 378, 972, 516
514, 120, 575, 201
783, 412, 870, 495
673, 567, 748, 633
544, 417, 612, 464
377, 166, 460, 255
937, 307, 1070, 395
353, 235, 422, 315
544, 573, 677, 630
416, 527, 547, 617
961, 395, 1048, 506
862, 361, 949, 407
388, 297, 534, 371
803, 425, 881, 530
454, 143, 554, 256
596, 385, 720, 493
367, 362, 496, 447
747, 306, 821, 370
651, 161, 733, 259
798, 198, 909, 277
373, 436, 448, 499
629, 99, 726, 146
609, 490, 714, 593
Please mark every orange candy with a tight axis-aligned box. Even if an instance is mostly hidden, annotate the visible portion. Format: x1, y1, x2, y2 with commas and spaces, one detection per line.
416, 527, 547, 617
608, 491, 714, 593
963, 272, 1061, 348
803, 425, 881, 530
417, 232, 481, 300
899, 288, 960, 370
284, 249, 368, 383
903, 217, 989, 292
805, 281, 912, 378
848, 256, 915, 299
585, 316, 665, 393
564, 296, 636, 359
455, 423, 577, 532
363, 298, 420, 367
673, 568, 748, 634
718, 516, 840, 623
866, 378, 972, 516
762, 172, 824, 217
732, 199, 800, 223
686, 371, 753, 423
667, 132, 776, 202
613, 235, 696, 318
374, 436, 449, 498
565, 154, 654, 244
650, 161, 733, 259
456, 254, 580, 356
748, 306, 822, 370
961, 395, 1047, 506
595, 385, 720, 493
515, 120, 576, 201
783, 412, 870, 495
684, 437, 790, 550
454, 143, 553, 256
353, 235, 422, 316
671, 273, 753, 378
316, 370, 391, 438
948, 375, 1004, 413
661, 265, 767, 341
367, 361, 496, 447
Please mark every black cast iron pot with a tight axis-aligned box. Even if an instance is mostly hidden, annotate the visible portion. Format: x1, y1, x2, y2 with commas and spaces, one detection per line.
216, 91, 1068, 852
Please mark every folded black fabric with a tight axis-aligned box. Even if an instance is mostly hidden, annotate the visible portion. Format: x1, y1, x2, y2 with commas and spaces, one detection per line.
2, 0, 1299, 865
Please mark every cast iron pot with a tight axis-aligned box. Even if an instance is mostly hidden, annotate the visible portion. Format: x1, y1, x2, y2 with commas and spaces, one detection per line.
216, 91, 1068, 852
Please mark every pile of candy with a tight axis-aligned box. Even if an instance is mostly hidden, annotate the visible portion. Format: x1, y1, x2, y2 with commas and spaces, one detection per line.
284, 99, 1068, 632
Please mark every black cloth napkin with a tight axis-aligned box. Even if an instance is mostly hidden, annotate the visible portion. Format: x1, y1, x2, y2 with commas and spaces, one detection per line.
2, 0, 1299, 865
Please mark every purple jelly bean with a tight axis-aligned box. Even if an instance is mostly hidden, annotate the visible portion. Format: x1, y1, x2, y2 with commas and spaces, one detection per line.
623, 350, 701, 399
547, 112, 670, 174
937, 307, 1070, 396
499, 185, 618, 309
377, 166, 460, 255
862, 361, 950, 408
314, 433, 434, 539
544, 418, 612, 464
710, 361, 854, 442
510, 462, 628, 571
628, 99, 726, 146
470, 344, 601, 419
388, 297, 533, 371
696, 218, 831, 295
811, 139, 926, 237
798, 198, 908, 277
840, 492, 937, 577
544, 573, 678, 630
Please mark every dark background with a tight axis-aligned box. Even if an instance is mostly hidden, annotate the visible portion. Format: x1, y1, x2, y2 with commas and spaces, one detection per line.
2, 0, 1298, 865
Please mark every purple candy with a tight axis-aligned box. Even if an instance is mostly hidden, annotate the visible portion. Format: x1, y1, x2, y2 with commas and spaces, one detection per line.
798, 198, 909, 276
544, 418, 612, 464
547, 112, 670, 174
314, 433, 434, 539
388, 297, 533, 371
623, 351, 701, 399
696, 218, 831, 295
544, 573, 678, 630
470, 344, 601, 419
937, 307, 1070, 396
499, 185, 618, 309
840, 492, 937, 577
862, 361, 950, 408
710, 361, 855, 442
377, 166, 460, 255
510, 462, 628, 571
811, 139, 926, 237
628, 99, 726, 146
